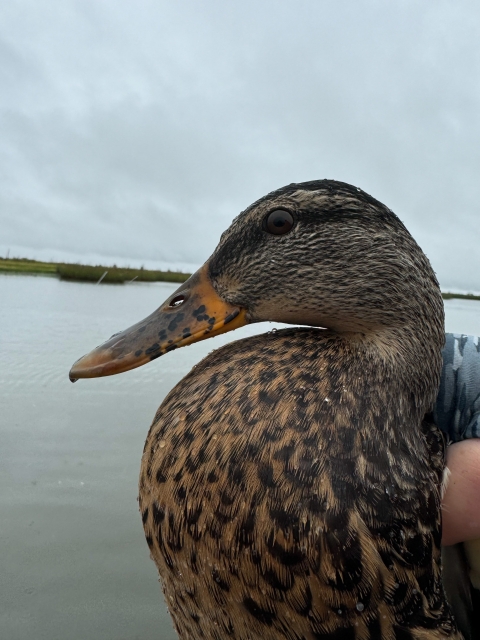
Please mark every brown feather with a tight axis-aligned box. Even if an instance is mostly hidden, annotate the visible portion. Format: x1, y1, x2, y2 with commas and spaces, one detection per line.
140, 329, 460, 639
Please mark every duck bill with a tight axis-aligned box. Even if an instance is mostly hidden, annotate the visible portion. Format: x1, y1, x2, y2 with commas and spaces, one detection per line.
69, 263, 248, 381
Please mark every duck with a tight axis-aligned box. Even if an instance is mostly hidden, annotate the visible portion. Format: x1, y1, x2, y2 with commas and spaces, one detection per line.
70, 180, 468, 639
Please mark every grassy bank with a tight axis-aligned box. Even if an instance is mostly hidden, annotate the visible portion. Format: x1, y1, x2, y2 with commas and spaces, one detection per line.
0, 257, 57, 275
56, 263, 190, 284
440, 292, 480, 301
0, 257, 190, 284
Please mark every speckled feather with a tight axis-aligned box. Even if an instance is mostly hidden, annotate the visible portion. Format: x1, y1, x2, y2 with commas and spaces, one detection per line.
136, 181, 461, 639
140, 331, 458, 639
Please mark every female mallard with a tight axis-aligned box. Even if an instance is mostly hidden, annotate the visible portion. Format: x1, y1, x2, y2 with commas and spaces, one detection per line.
70, 181, 463, 639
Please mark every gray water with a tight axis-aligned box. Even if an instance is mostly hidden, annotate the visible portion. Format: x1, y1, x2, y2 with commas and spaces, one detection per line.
1, 274, 480, 640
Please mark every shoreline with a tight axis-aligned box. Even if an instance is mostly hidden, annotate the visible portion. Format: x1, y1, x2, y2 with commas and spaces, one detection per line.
1, 257, 478, 301
0, 257, 190, 285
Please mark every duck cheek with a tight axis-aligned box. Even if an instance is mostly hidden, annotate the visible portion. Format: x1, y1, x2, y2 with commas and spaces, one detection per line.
68, 263, 249, 381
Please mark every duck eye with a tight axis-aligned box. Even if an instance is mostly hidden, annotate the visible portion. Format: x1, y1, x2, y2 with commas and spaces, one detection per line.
264, 209, 294, 235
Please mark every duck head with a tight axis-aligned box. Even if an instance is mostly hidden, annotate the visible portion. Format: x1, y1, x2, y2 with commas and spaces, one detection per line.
69, 180, 444, 380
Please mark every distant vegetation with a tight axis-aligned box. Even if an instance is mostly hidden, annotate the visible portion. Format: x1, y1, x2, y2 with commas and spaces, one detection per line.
441, 292, 480, 301
1, 257, 478, 300
57, 263, 190, 284
0, 257, 190, 284
0, 257, 57, 275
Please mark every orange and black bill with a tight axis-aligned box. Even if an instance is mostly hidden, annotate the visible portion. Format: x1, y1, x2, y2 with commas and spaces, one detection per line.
69, 264, 248, 381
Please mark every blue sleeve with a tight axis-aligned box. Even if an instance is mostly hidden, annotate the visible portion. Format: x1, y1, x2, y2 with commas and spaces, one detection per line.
434, 334, 480, 441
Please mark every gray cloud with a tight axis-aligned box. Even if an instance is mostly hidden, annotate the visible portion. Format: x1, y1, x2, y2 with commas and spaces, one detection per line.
1, 0, 479, 290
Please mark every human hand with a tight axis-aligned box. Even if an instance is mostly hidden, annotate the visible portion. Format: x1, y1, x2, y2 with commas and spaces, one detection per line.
442, 439, 480, 546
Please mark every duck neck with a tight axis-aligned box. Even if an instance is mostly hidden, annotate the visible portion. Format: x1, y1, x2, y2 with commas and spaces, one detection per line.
337, 321, 444, 429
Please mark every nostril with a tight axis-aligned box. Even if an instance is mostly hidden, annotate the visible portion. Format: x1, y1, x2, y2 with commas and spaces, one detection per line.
169, 293, 188, 308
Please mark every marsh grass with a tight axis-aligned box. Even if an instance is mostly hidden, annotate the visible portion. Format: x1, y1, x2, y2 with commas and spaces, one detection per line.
440, 292, 480, 301
56, 263, 190, 284
0, 258, 190, 284
0, 257, 57, 275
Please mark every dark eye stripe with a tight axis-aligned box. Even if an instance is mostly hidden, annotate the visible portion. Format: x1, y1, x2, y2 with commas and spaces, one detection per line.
264, 210, 294, 235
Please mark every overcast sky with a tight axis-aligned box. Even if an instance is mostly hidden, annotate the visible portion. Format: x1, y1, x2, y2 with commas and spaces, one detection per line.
1, 0, 479, 290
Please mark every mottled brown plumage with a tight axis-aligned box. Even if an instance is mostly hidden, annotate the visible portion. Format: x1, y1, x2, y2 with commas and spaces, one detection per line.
140, 330, 458, 639
73, 180, 463, 638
